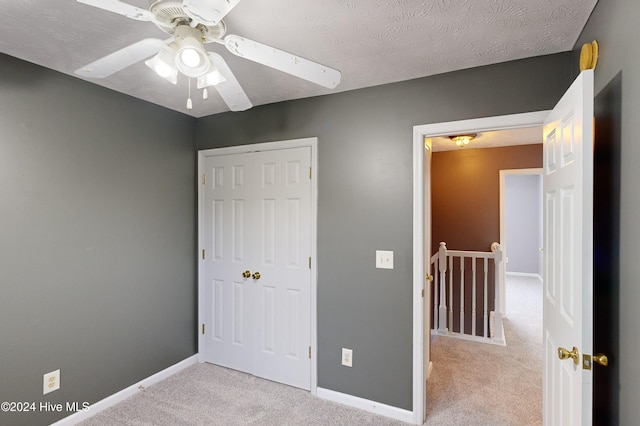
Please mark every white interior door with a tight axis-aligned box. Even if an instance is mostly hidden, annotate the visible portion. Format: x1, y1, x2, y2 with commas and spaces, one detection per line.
423, 140, 432, 422
200, 146, 312, 390
543, 70, 594, 425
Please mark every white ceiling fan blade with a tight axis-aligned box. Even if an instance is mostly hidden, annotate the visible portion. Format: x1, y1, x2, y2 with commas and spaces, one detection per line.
206, 52, 252, 111
75, 39, 166, 78
77, 0, 155, 21
224, 35, 341, 89
182, 0, 240, 26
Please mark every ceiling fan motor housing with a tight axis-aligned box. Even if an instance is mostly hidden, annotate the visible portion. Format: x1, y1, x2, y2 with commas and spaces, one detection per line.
149, 0, 226, 42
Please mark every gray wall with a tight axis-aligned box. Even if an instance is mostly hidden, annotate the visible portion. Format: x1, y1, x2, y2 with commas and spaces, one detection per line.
0, 53, 197, 425
196, 53, 572, 410
505, 174, 542, 275
0, 42, 585, 421
574, 0, 640, 423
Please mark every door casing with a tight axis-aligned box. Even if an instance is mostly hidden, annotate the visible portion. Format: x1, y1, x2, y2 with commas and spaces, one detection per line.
412, 111, 550, 424
197, 137, 319, 395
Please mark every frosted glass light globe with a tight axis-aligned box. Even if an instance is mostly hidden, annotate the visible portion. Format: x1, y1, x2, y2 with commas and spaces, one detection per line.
180, 48, 201, 68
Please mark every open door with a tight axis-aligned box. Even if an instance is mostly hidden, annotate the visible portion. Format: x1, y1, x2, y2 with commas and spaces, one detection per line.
423, 138, 432, 422
542, 70, 594, 424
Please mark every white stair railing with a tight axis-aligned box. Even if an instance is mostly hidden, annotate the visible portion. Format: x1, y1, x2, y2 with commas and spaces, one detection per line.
430, 241, 505, 345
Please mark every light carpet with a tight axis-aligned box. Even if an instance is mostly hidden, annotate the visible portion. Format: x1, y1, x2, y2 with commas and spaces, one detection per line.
79, 275, 541, 425
425, 274, 543, 425
78, 363, 406, 426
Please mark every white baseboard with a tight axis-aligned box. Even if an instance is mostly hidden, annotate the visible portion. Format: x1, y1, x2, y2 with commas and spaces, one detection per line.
316, 387, 415, 424
506, 272, 542, 282
51, 354, 198, 426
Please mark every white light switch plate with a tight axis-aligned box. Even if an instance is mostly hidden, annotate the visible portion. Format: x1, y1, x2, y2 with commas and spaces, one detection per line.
376, 250, 394, 269
342, 348, 353, 367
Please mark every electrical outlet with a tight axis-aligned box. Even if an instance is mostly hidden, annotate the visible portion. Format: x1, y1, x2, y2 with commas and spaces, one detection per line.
43, 369, 60, 395
342, 348, 353, 367
375, 250, 394, 269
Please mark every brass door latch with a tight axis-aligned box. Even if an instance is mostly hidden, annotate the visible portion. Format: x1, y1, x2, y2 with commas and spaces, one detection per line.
558, 346, 609, 370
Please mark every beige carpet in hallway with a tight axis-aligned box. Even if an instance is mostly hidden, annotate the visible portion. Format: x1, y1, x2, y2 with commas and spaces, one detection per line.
425, 275, 543, 425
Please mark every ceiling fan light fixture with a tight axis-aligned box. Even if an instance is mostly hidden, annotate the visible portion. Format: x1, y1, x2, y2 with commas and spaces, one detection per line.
145, 47, 178, 84
175, 37, 210, 78
197, 67, 226, 88
449, 133, 477, 147
180, 47, 201, 68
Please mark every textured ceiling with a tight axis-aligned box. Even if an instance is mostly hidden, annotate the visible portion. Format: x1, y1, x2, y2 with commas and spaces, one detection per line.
1, 0, 597, 118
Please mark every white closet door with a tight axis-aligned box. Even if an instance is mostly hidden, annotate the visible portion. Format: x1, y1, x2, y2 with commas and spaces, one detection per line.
201, 146, 311, 390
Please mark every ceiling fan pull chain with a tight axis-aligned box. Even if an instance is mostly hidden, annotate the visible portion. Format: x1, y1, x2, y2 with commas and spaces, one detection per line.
187, 77, 193, 110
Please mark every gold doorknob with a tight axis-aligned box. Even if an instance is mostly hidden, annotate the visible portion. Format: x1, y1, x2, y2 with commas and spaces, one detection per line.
252, 272, 261, 280
242, 270, 251, 278
593, 353, 609, 367
558, 346, 580, 365
426, 274, 434, 281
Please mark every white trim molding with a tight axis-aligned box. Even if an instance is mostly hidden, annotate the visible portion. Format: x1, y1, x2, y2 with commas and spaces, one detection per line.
51, 355, 198, 426
507, 271, 543, 282
316, 387, 414, 424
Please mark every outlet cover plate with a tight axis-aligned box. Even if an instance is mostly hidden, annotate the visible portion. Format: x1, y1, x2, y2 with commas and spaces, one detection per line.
43, 369, 60, 395
376, 250, 394, 269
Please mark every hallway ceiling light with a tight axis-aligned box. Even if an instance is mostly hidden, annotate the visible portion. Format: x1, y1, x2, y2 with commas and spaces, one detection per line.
449, 133, 477, 147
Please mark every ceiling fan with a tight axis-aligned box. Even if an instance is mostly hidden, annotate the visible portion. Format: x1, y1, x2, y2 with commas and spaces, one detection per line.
75, 0, 342, 111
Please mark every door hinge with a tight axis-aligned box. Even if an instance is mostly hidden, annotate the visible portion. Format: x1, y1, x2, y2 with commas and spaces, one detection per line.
202, 249, 205, 260
202, 324, 205, 335
422, 289, 424, 298
308, 257, 311, 269
309, 167, 312, 179
202, 174, 206, 185
309, 346, 311, 359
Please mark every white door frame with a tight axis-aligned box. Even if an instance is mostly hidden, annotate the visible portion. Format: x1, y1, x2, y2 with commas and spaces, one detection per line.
197, 137, 319, 395
412, 111, 549, 424
499, 167, 544, 316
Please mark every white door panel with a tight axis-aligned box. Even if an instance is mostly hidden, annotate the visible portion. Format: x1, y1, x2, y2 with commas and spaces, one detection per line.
201, 147, 311, 390
253, 148, 311, 388
543, 70, 593, 425
203, 155, 255, 373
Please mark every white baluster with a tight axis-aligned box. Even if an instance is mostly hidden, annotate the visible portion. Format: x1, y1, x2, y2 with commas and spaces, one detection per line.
471, 256, 477, 337
448, 254, 453, 331
430, 243, 507, 345
433, 258, 438, 331
483, 257, 488, 338
459, 255, 465, 334
438, 242, 448, 333
491, 242, 505, 343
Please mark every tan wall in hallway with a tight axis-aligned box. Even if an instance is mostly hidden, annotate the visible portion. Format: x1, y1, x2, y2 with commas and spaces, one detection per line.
431, 144, 543, 254
430, 144, 543, 333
